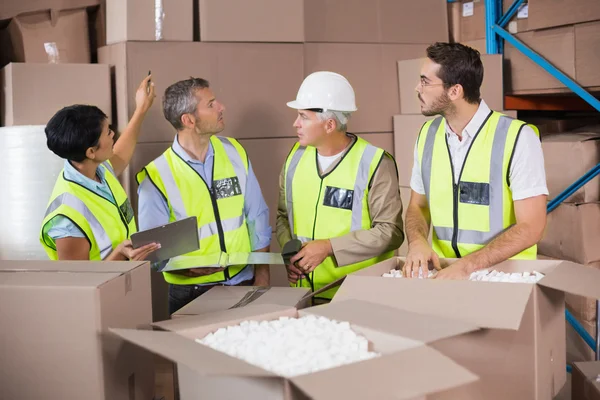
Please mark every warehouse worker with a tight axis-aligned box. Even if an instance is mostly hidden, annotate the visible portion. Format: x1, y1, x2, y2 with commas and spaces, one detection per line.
40, 74, 158, 261
277, 71, 404, 301
402, 42, 548, 280
137, 77, 271, 314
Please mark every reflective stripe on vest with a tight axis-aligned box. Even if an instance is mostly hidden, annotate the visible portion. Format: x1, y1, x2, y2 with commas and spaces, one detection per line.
284, 135, 392, 299
286, 143, 379, 239
419, 112, 538, 260
422, 115, 513, 245
44, 192, 113, 259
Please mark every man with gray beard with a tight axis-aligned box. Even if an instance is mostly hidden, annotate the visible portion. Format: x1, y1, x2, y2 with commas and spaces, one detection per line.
402, 43, 548, 280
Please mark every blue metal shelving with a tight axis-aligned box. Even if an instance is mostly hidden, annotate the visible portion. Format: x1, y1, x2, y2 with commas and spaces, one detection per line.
454, 0, 600, 370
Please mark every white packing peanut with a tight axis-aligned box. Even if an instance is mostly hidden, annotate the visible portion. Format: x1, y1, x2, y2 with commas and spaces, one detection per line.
195, 315, 380, 377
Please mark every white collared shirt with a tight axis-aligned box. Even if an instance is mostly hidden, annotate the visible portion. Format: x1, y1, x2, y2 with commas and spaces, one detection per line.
410, 100, 549, 201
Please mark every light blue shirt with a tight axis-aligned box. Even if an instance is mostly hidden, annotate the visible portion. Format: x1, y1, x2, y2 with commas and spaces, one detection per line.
137, 136, 272, 286
46, 161, 115, 240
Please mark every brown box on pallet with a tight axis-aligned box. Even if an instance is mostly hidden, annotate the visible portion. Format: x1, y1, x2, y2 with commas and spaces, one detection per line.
542, 130, 600, 203
305, 0, 448, 44
113, 300, 479, 399
98, 42, 301, 142
397, 54, 505, 115
172, 286, 312, 319
572, 362, 600, 400
4, 9, 91, 64
575, 21, 600, 88
528, 0, 600, 31
333, 256, 600, 399
0, 260, 153, 400
199, 0, 304, 42
539, 202, 600, 265
1, 62, 111, 126
106, 0, 193, 44
305, 43, 427, 133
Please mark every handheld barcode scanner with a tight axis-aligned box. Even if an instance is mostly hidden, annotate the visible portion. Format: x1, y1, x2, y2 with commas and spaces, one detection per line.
282, 239, 315, 300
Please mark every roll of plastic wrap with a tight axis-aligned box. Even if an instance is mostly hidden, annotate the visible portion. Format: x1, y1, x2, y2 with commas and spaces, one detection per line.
0, 126, 63, 260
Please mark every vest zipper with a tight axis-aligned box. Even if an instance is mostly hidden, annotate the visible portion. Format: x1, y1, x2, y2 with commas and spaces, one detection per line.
445, 136, 462, 258
312, 180, 324, 240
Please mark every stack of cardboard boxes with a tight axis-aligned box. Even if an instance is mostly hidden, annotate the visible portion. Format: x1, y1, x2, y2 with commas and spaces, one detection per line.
539, 126, 600, 362
449, 0, 600, 94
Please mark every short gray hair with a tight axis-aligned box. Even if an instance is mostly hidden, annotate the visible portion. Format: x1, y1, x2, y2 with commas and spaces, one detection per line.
316, 110, 352, 132
163, 77, 210, 130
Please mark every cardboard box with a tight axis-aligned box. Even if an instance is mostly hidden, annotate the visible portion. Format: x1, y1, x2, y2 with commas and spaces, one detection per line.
462, 39, 487, 54
394, 114, 428, 187
504, 26, 575, 93
6, 9, 91, 64
448, 1, 462, 42
305, 0, 448, 44
459, 0, 486, 41
106, 0, 193, 44
172, 286, 312, 319
98, 42, 302, 142
566, 315, 596, 365
397, 54, 505, 115
575, 21, 600, 88
540, 254, 600, 323
528, 0, 600, 31
305, 43, 427, 134
333, 256, 600, 399
0, 260, 154, 400
539, 202, 600, 265
542, 131, 600, 203
1, 62, 111, 126
113, 300, 480, 399
199, 0, 304, 42
0, 0, 102, 20
572, 362, 600, 400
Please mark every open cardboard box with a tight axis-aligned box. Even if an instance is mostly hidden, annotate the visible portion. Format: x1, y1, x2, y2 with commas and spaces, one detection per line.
112, 300, 481, 399
0, 260, 153, 400
172, 286, 313, 319
331, 257, 600, 399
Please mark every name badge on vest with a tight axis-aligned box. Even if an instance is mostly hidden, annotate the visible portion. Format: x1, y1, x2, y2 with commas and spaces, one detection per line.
459, 182, 490, 206
323, 186, 354, 210
213, 176, 243, 200
119, 199, 135, 223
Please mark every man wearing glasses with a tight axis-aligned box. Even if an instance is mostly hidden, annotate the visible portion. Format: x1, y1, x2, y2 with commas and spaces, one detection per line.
403, 42, 548, 280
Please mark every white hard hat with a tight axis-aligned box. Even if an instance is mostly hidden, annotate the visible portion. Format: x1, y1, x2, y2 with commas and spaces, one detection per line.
287, 71, 357, 112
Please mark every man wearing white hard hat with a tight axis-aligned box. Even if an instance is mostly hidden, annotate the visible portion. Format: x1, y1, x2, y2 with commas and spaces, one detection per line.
276, 71, 404, 301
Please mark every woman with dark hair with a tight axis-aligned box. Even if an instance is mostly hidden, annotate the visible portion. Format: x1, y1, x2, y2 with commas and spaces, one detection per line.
40, 74, 159, 261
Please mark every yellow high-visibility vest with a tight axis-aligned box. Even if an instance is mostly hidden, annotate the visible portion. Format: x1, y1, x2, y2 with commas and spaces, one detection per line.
136, 135, 252, 285
40, 161, 136, 260
416, 111, 539, 259
284, 134, 393, 299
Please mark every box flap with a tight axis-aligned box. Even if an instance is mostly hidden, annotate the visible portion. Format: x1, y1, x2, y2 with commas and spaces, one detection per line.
290, 345, 478, 399
109, 328, 276, 377
0, 271, 121, 288
0, 260, 146, 273
335, 275, 535, 330
539, 261, 600, 299
154, 304, 296, 333
174, 286, 310, 316
543, 132, 600, 143
304, 299, 479, 344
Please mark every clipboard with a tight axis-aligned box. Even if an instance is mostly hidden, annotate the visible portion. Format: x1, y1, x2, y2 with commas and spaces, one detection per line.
130, 216, 199, 263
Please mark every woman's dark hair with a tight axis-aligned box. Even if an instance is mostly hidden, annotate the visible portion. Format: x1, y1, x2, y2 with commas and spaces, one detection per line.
45, 105, 108, 162
426, 42, 484, 104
